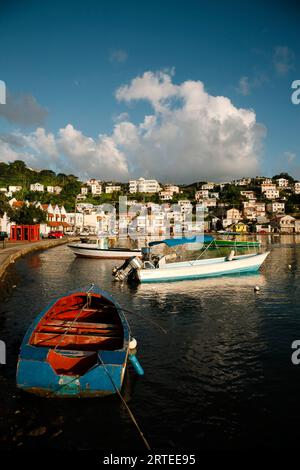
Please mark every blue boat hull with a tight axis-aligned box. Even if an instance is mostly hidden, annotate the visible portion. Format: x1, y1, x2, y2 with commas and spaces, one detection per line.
16, 287, 130, 398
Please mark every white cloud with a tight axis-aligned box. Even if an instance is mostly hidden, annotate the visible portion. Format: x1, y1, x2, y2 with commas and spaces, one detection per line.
0, 70, 266, 182
0, 91, 48, 126
109, 49, 128, 64
116, 70, 178, 112
273, 46, 294, 76
0, 124, 129, 180
115, 70, 265, 181
283, 151, 296, 164
236, 73, 268, 96
236, 76, 251, 96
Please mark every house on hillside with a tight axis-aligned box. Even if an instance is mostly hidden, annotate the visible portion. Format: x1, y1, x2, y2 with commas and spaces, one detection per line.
270, 215, 296, 233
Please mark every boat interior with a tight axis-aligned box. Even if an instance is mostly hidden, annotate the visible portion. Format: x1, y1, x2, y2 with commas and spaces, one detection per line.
30, 293, 124, 351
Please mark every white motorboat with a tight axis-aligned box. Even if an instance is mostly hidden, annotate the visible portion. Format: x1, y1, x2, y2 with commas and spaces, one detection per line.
68, 238, 142, 259
113, 236, 270, 283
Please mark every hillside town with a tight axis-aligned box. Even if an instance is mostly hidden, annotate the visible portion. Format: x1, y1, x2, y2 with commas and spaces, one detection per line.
1, 163, 300, 238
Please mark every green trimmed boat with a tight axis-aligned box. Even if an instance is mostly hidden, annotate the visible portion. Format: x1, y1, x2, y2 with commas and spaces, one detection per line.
205, 239, 261, 248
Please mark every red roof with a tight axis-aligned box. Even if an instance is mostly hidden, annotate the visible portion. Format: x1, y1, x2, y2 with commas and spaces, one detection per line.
47, 221, 70, 227
12, 201, 25, 208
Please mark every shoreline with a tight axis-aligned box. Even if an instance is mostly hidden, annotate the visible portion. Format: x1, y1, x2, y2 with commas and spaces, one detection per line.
0, 237, 78, 283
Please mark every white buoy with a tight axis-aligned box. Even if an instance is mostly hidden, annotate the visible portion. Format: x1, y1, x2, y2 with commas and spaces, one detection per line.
129, 337, 137, 350
254, 285, 260, 292
288, 264, 292, 270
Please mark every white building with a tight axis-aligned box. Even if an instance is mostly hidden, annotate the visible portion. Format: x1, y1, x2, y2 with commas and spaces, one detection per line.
262, 178, 273, 185
240, 190, 255, 199
242, 201, 266, 220
86, 179, 102, 195
30, 183, 44, 192
197, 198, 217, 208
81, 186, 89, 195
164, 184, 180, 194
267, 202, 285, 213
105, 185, 121, 194
159, 190, 173, 201
195, 190, 209, 200
90, 183, 102, 195
264, 189, 280, 199
222, 208, 242, 228
47, 185, 62, 194
294, 182, 300, 194
234, 178, 251, 186
201, 182, 215, 190
276, 178, 289, 188
129, 178, 161, 194
8, 185, 22, 193
261, 183, 277, 193
177, 200, 193, 213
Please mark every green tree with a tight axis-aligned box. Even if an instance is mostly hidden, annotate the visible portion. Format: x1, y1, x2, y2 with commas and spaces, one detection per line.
9, 205, 47, 225
0, 193, 12, 217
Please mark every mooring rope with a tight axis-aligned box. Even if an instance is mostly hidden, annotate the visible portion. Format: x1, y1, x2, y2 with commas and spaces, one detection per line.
97, 352, 151, 451
52, 284, 95, 351
106, 305, 167, 335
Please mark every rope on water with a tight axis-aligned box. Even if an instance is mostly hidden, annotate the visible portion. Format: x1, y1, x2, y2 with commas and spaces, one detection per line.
53, 284, 95, 351
108, 305, 167, 335
98, 352, 151, 451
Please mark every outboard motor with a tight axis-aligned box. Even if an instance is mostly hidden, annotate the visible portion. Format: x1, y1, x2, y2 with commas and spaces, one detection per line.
113, 256, 143, 281
141, 246, 151, 261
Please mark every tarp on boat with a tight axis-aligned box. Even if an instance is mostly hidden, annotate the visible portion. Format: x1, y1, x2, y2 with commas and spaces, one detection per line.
148, 235, 214, 247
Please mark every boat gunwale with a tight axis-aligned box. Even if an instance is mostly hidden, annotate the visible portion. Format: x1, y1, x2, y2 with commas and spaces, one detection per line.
155, 251, 270, 270
19, 287, 130, 358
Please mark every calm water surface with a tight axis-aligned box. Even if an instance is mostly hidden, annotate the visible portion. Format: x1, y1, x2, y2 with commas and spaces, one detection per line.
1, 235, 300, 450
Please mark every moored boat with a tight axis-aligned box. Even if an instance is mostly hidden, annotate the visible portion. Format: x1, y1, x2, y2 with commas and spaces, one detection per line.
113, 236, 270, 283
68, 238, 142, 259
16, 286, 140, 397
205, 238, 261, 248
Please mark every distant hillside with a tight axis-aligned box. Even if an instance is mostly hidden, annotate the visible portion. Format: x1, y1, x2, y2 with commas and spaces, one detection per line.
0, 160, 82, 187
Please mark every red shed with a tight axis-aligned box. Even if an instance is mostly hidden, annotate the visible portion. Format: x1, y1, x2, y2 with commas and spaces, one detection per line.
10, 225, 40, 242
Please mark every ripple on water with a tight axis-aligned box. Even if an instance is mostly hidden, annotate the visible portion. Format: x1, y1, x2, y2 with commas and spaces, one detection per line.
1, 241, 300, 449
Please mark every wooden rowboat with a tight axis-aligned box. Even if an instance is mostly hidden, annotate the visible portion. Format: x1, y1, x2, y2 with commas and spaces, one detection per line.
16, 286, 133, 397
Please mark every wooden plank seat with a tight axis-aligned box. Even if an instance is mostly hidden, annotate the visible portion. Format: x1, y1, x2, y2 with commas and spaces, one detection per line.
37, 320, 121, 336
52, 308, 115, 322
31, 331, 123, 350
41, 319, 119, 330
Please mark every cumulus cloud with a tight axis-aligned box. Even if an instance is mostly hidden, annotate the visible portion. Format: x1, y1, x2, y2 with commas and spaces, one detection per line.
236, 73, 269, 96
236, 76, 251, 96
0, 70, 265, 182
114, 70, 265, 181
273, 46, 294, 76
0, 125, 129, 180
116, 70, 178, 112
0, 91, 48, 126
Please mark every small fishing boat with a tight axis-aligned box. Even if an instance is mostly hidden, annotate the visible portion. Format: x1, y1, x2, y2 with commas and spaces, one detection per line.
113, 236, 270, 283
68, 238, 142, 259
16, 286, 143, 397
206, 239, 261, 248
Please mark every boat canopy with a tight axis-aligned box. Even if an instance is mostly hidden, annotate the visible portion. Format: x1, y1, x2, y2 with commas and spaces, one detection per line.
148, 235, 214, 248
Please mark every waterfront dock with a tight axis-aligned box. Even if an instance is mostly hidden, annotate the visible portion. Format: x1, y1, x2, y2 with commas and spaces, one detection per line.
0, 237, 78, 281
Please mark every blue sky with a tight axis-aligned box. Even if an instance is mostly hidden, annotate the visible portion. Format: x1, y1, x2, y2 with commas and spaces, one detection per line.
0, 0, 299, 182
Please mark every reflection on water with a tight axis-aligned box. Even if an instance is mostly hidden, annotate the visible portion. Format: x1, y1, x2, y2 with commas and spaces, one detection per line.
0, 237, 300, 449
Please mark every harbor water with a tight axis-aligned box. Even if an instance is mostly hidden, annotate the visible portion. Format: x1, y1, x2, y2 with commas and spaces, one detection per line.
1, 235, 300, 450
